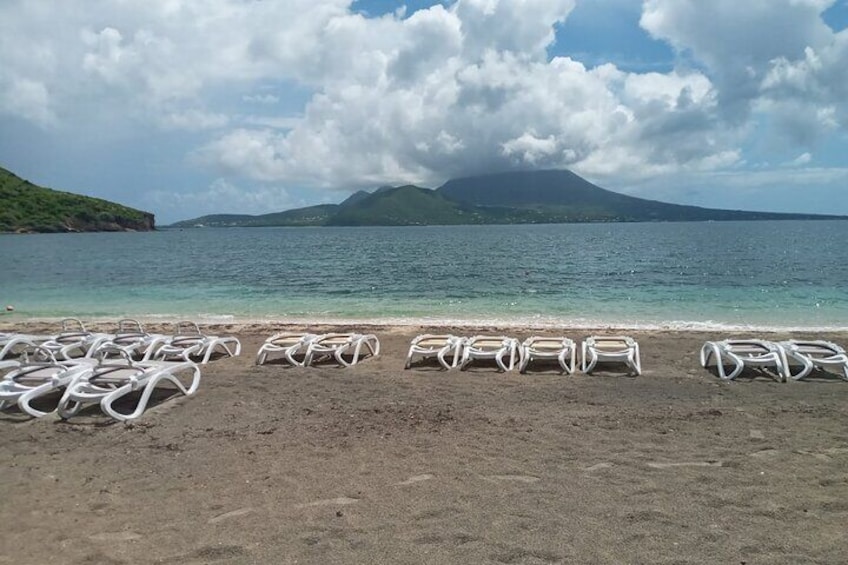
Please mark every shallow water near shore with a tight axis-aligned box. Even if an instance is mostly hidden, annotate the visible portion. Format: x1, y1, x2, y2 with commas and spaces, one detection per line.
1, 220, 846, 330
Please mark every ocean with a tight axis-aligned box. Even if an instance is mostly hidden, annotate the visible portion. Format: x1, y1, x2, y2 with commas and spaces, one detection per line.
1, 221, 846, 331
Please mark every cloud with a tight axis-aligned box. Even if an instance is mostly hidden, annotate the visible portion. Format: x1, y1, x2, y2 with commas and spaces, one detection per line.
641, 0, 848, 143
784, 152, 813, 167
0, 0, 846, 217
144, 178, 298, 220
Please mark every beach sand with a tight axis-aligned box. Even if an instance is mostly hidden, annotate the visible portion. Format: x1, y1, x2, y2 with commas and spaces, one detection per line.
1, 322, 847, 564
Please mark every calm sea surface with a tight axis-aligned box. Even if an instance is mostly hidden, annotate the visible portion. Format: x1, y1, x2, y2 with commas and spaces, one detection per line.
1, 221, 846, 330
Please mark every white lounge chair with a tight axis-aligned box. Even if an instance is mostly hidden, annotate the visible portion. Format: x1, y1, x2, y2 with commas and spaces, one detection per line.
700, 339, 787, 381
778, 340, 848, 381
153, 321, 241, 364
303, 333, 380, 367
39, 318, 108, 360
459, 335, 519, 372
256, 332, 320, 366
582, 336, 641, 376
57, 349, 201, 422
90, 319, 168, 361
519, 336, 576, 374
404, 334, 464, 370
0, 332, 43, 360
0, 347, 95, 417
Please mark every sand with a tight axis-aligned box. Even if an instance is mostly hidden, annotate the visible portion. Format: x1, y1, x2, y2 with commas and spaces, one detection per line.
1, 322, 847, 564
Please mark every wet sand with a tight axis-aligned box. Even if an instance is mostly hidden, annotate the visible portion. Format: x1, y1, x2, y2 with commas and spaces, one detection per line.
1, 322, 847, 564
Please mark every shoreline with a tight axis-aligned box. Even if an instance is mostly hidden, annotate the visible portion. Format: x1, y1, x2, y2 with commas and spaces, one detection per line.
2, 314, 847, 334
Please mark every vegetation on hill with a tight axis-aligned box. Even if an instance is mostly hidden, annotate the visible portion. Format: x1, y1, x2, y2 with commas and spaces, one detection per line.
170, 204, 339, 228
168, 169, 845, 228
1, 166, 154, 233
328, 185, 471, 226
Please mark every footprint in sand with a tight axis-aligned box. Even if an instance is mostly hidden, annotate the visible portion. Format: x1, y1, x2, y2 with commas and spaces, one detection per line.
395, 474, 434, 486
208, 507, 254, 524
294, 496, 359, 509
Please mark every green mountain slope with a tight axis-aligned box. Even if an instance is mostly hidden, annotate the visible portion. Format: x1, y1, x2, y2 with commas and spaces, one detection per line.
168, 169, 845, 227
328, 185, 473, 226
171, 204, 338, 228
437, 170, 838, 222
1, 166, 154, 233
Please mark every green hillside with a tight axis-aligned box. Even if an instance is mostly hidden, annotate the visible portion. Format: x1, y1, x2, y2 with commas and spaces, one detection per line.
170, 204, 339, 228
328, 185, 472, 226
1, 166, 154, 233
168, 169, 845, 227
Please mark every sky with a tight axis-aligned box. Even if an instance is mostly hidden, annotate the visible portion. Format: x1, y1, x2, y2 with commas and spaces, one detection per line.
1, 0, 847, 224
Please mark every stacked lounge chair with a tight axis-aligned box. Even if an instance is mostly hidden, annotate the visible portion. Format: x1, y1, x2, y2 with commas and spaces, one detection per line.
58, 348, 201, 422
582, 335, 642, 376
700, 339, 788, 381
255, 332, 320, 366
778, 340, 848, 381
404, 334, 464, 370
460, 335, 520, 372
303, 333, 380, 367
0, 346, 96, 417
519, 336, 577, 374
153, 321, 241, 364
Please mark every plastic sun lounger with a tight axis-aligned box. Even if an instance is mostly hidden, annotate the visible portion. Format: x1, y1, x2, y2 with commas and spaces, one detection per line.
303, 333, 380, 367
778, 340, 848, 381
153, 321, 241, 364
0, 333, 43, 360
57, 350, 201, 422
39, 318, 109, 360
700, 339, 788, 381
90, 319, 169, 361
0, 347, 96, 418
404, 334, 464, 370
459, 335, 520, 372
519, 336, 576, 374
582, 336, 642, 376
256, 332, 320, 366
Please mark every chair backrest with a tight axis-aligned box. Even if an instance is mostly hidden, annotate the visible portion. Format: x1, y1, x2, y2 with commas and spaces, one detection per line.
60, 318, 86, 333
174, 321, 202, 336
117, 318, 145, 334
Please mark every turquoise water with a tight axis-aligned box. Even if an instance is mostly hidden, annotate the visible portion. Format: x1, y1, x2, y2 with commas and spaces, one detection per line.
1, 221, 847, 330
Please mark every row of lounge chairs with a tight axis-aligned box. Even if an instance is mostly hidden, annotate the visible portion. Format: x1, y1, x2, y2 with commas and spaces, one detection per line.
3, 321, 846, 423
256, 332, 380, 367
701, 338, 848, 381
405, 334, 642, 375
255, 332, 642, 375
0, 319, 241, 421
0, 318, 241, 364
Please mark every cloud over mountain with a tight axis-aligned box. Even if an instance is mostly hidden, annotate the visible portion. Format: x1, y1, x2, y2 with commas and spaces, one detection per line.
0, 0, 845, 220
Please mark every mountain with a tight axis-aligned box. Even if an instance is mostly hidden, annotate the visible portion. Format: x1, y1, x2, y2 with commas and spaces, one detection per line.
436, 170, 835, 222
328, 185, 471, 226
0, 166, 154, 233
168, 169, 845, 227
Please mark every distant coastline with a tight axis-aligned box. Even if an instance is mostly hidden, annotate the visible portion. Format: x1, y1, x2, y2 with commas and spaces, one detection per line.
168, 169, 846, 228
